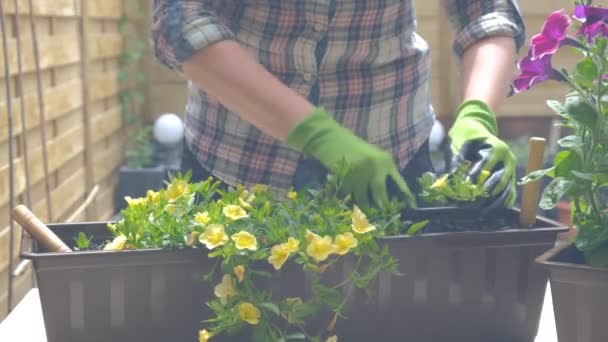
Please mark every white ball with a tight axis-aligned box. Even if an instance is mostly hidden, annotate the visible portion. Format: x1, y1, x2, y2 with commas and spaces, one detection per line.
154, 113, 184, 145
429, 119, 445, 151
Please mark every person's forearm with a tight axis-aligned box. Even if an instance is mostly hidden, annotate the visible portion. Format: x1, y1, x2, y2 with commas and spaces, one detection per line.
181, 40, 314, 141
460, 36, 518, 111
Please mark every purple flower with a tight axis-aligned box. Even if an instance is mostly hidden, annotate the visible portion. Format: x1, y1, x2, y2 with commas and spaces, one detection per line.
513, 51, 564, 93
530, 9, 571, 60
573, 5, 608, 42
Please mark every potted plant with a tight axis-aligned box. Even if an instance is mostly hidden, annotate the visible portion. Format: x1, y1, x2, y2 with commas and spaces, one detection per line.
18, 154, 566, 342
515, 1, 608, 340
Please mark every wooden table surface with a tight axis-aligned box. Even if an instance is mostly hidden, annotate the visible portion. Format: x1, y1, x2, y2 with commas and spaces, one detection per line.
1, 285, 559, 341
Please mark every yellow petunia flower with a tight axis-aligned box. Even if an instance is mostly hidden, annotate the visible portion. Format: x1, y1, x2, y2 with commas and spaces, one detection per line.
268, 244, 290, 270
238, 302, 261, 325
104, 235, 127, 251
305, 229, 320, 243
239, 190, 256, 210
165, 179, 189, 202
125, 196, 148, 208
185, 231, 200, 247
351, 205, 377, 234
214, 274, 236, 305
195, 211, 211, 225
326, 335, 338, 342
251, 184, 268, 194
146, 190, 160, 204
238, 197, 253, 210
333, 232, 358, 255
231, 231, 258, 251
287, 190, 297, 200
233, 265, 245, 283
283, 237, 300, 253
430, 174, 449, 189
198, 329, 212, 342
223, 205, 248, 221
199, 224, 229, 250
306, 235, 336, 263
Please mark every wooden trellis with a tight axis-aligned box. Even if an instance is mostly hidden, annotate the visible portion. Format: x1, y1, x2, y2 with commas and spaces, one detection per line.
0, 0, 144, 319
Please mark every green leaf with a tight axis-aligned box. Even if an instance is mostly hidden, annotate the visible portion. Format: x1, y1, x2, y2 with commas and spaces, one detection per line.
575, 57, 599, 81
518, 166, 555, 185
118, 70, 128, 83
546, 99, 567, 117
571, 170, 594, 181
260, 302, 280, 316
553, 150, 583, 178
557, 135, 584, 158
565, 95, 598, 128
407, 220, 428, 236
539, 177, 574, 210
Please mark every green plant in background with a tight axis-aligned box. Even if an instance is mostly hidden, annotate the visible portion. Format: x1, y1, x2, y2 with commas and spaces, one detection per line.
516, 0, 608, 267
118, 0, 152, 168
98, 167, 427, 341
125, 126, 155, 168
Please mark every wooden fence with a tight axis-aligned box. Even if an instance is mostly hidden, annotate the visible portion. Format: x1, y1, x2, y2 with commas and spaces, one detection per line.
0, 0, 145, 320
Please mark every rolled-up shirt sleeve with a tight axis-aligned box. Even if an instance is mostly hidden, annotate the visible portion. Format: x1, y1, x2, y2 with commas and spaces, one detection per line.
442, 0, 527, 58
151, 0, 236, 71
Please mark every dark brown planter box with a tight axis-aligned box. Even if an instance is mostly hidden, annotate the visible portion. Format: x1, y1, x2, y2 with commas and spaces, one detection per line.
536, 242, 608, 342
20, 208, 566, 342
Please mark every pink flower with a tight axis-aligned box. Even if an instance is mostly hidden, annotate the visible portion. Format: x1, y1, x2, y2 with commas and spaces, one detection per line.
513, 51, 565, 93
573, 5, 608, 42
530, 9, 571, 60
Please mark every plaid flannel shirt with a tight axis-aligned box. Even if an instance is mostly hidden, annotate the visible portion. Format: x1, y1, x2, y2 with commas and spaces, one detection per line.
151, 0, 525, 193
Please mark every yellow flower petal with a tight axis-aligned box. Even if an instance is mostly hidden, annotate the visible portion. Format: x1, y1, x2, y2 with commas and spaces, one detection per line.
199, 224, 229, 250
305, 229, 320, 243
146, 190, 160, 204
214, 275, 236, 306
351, 205, 377, 234
231, 231, 258, 251
199, 329, 212, 342
306, 235, 336, 262
238, 197, 253, 210
223, 205, 248, 221
287, 190, 297, 200
326, 335, 338, 342
333, 232, 358, 255
234, 265, 245, 283
238, 302, 261, 325
165, 179, 189, 202
104, 235, 127, 251
268, 244, 290, 270
125, 196, 148, 207
195, 211, 211, 225
283, 237, 300, 253
430, 174, 449, 189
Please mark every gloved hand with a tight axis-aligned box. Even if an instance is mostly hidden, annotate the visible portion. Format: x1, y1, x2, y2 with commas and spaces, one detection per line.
447, 99, 516, 209
286, 107, 417, 209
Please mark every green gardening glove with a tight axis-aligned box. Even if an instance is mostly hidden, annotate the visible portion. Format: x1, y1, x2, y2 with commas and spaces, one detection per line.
448, 99, 516, 209
286, 107, 417, 209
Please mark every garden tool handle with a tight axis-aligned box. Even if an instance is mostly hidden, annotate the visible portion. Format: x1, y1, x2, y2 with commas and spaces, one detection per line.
519, 137, 546, 228
12, 205, 72, 253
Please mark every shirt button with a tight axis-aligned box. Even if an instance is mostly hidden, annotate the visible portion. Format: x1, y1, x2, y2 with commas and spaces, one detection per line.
303, 73, 313, 82
314, 22, 325, 32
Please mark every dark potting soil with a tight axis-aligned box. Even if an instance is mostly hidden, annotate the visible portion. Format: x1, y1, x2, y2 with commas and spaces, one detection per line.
413, 216, 513, 234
